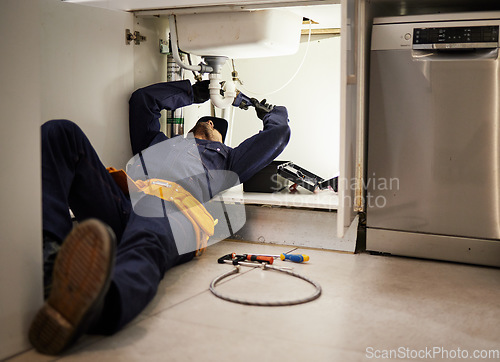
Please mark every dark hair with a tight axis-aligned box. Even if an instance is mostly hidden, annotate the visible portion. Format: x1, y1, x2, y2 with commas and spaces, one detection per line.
189, 122, 211, 139
191, 116, 228, 142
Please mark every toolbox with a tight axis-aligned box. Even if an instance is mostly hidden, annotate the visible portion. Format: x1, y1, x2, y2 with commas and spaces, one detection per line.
243, 160, 289, 193
277, 162, 338, 192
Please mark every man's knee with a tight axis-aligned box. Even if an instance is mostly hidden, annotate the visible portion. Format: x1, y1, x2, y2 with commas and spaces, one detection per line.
41, 119, 84, 142
42, 119, 78, 133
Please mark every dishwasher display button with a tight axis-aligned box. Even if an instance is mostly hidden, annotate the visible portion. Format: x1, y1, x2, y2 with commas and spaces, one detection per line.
404, 33, 412, 40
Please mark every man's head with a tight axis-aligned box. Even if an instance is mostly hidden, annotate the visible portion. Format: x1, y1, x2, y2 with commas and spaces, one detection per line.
189, 116, 228, 143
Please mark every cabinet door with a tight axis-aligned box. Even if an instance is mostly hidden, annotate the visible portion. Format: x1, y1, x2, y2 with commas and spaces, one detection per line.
338, 0, 365, 238
0, 0, 136, 358
0, 1, 42, 359
42, 0, 135, 167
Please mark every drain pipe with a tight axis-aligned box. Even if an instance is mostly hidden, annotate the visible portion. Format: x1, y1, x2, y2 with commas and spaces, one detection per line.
209, 73, 236, 109
204, 56, 236, 109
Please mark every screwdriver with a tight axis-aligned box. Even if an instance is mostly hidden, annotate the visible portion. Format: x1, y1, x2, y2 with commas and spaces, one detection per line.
255, 253, 310, 263
279, 253, 309, 263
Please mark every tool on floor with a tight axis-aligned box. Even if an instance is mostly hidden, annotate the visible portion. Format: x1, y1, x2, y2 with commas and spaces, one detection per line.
210, 253, 322, 306
254, 253, 310, 263
217, 253, 277, 267
281, 253, 309, 263
244, 254, 275, 264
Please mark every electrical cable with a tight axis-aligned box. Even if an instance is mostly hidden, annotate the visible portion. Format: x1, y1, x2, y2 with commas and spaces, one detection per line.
233, 19, 313, 97
209, 263, 322, 306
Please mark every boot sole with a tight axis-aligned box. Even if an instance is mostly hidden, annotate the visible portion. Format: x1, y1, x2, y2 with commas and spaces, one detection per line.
29, 219, 116, 355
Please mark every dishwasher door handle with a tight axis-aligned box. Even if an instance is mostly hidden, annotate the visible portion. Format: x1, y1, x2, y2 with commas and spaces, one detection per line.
411, 48, 498, 61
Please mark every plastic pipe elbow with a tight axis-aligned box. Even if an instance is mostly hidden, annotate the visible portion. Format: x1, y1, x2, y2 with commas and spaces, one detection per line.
209, 74, 236, 109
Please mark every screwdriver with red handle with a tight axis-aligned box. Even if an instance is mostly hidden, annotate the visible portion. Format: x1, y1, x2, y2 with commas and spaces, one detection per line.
244, 254, 274, 264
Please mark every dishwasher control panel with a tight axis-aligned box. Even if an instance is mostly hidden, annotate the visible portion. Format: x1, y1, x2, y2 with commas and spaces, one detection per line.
413, 25, 499, 49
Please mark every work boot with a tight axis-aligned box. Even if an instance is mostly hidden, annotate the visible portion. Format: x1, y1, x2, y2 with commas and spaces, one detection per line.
29, 219, 116, 355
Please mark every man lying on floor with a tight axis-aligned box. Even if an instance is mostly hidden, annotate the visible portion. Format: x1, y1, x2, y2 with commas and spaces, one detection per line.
29, 79, 291, 355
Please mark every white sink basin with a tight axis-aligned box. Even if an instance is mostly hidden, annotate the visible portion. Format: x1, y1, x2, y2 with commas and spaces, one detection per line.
174, 10, 302, 59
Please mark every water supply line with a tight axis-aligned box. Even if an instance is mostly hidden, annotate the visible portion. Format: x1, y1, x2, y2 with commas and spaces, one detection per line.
168, 14, 236, 109
168, 14, 213, 74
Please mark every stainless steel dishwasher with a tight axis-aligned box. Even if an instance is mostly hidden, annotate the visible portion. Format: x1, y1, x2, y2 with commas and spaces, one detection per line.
366, 12, 500, 267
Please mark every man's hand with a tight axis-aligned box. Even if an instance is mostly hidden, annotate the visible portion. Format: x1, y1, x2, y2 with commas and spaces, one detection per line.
192, 80, 210, 104
251, 98, 274, 120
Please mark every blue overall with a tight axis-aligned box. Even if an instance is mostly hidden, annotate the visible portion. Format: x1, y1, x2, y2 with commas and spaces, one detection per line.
42, 80, 290, 334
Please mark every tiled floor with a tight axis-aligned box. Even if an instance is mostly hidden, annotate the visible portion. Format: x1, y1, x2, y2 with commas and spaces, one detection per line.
9, 240, 500, 362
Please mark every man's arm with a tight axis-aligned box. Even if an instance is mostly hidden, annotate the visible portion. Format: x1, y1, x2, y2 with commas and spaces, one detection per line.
128, 80, 194, 155
227, 105, 291, 183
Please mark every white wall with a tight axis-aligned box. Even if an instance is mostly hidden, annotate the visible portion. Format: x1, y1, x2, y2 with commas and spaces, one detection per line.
223, 35, 341, 179
0, 0, 43, 359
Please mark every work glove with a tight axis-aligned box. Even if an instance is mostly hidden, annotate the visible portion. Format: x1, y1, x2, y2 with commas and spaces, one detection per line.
251, 98, 274, 120
239, 100, 251, 110
192, 80, 210, 104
